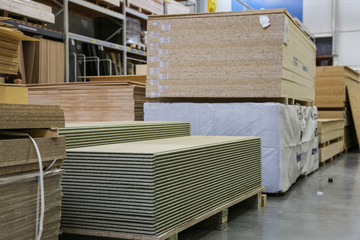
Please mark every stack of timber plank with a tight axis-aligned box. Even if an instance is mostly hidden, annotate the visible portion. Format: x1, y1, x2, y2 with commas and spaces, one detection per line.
146, 9, 316, 102
0, 103, 65, 239
315, 66, 360, 150
127, 0, 163, 15
0, 0, 55, 23
317, 119, 345, 164
0, 17, 36, 75
23, 38, 65, 84
60, 136, 263, 239
167, 1, 190, 15
27, 81, 148, 122
59, 121, 190, 149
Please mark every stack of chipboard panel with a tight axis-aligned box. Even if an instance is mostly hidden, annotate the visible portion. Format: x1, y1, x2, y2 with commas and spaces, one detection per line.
146, 9, 316, 101
59, 121, 190, 149
27, 81, 148, 122
144, 102, 319, 193
61, 136, 263, 238
318, 119, 345, 164
0, 169, 63, 240
0, 103, 65, 239
315, 66, 360, 150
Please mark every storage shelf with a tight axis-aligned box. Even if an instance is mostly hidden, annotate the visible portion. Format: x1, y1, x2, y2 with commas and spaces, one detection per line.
69, 0, 125, 20
125, 7, 148, 20
3, 20, 64, 40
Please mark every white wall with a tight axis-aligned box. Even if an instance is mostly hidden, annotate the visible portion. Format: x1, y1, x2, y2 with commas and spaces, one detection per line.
196, 0, 232, 12
303, 0, 360, 68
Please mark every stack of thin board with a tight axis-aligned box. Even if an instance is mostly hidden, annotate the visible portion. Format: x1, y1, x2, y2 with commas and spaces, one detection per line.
59, 121, 190, 149
167, 1, 190, 14
127, 0, 163, 15
61, 136, 263, 239
146, 9, 316, 102
27, 81, 148, 122
0, 0, 55, 23
0, 169, 64, 240
0, 17, 36, 75
0, 103, 65, 239
315, 66, 360, 150
23, 38, 65, 84
318, 119, 345, 164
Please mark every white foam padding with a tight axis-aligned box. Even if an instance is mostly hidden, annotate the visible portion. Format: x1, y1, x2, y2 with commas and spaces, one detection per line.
144, 102, 319, 193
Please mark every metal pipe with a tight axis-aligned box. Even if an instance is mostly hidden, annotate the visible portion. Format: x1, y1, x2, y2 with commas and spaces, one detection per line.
64, 0, 69, 82
122, 1, 127, 75
71, 52, 77, 82
236, 0, 254, 10
332, 0, 339, 65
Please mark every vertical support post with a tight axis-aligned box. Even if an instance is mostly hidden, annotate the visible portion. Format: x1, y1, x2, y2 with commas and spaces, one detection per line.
122, 1, 127, 75
64, 0, 69, 82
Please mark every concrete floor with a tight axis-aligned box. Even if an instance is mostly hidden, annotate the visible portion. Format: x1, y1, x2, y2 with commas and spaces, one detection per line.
179, 152, 360, 240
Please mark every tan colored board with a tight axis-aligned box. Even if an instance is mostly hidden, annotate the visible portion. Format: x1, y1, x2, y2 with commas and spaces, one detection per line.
348, 86, 360, 149
128, 0, 163, 15
167, 1, 190, 15
146, 9, 316, 100
79, 75, 146, 84
317, 119, 344, 144
319, 139, 344, 163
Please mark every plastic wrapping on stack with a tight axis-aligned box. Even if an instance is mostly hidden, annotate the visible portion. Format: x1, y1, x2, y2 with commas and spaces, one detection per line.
126, 16, 142, 45
144, 102, 319, 193
59, 121, 190, 149
0, 169, 64, 240
61, 136, 262, 238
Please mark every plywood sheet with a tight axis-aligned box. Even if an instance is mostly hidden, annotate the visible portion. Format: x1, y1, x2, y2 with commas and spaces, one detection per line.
146, 9, 315, 100
318, 119, 344, 144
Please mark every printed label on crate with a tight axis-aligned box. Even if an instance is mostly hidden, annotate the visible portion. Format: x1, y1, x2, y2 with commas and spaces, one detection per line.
151, 91, 161, 98
158, 85, 168, 90
160, 37, 170, 44
153, 21, 162, 25
150, 68, 159, 74
150, 80, 159, 86
150, 31, 160, 36
161, 24, 171, 31
149, 56, 159, 62
259, 15, 271, 28
159, 49, 169, 55
159, 73, 169, 80
160, 61, 169, 68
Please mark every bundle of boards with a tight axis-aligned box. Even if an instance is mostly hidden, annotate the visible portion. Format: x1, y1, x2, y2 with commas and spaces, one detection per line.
59, 121, 190, 149
0, 103, 66, 239
61, 136, 262, 239
0, 0, 54, 23
27, 81, 148, 122
127, 0, 189, 15
0, 17, 36, 75
146, 9, 316, 101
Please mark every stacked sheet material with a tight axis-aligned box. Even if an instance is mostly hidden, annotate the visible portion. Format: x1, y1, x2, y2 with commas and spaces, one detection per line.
0, 103, 65, 129
61, 136, 262, 238
1, 169, 63, 240
144, 102, 319, 193
318, 119, 345, 163
59, 121, 190, 149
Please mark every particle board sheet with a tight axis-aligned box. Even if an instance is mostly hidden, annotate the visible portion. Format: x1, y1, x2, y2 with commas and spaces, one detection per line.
0, 169, 63, 239
0, 103, 65, 129
22, 38, 65, 84
315, 66, 360, 108
0, 136, 66, 175
317, 119, 344, 144
0, 19, 37, 75
146, 9, 316, 101
27, 81, 148, 122
59, 121, 190, 149
0, 0, 55, 23
61, 136, 262, 238
127, 0, 163, 15
348, 86, 360, 150
0, 84, 28, 104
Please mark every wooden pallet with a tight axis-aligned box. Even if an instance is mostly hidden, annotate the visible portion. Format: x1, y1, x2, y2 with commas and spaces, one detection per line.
319, 136, 344, 165
157, 97, 313, 107
127, 42, 146, 51
126, 1, 159, 15
61, 186, 265, 240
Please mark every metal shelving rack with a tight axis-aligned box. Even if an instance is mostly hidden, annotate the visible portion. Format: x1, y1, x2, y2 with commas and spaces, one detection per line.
63, 0, 148, 82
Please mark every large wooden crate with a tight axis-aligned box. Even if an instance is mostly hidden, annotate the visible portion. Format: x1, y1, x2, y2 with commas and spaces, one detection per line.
146, 9, 316, 100
315, 66, 360, 108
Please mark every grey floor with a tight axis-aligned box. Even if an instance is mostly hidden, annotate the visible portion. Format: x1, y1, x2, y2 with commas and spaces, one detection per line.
179, 152, 360, 240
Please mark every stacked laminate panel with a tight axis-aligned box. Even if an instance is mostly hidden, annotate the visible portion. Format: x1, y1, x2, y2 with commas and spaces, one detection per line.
1, 169, 63, 240
127, 0, 163, 15
23, 38, 65, 84
315, 66, 360, 150
146, 9, 316, 101
61, 136, 262, 238
318, 119, 345, 164
27, 81, 148, 122
0, 0, 55, 23
0, 18, 36, 75
59, 121, 190, 149
168, 1, 190, 15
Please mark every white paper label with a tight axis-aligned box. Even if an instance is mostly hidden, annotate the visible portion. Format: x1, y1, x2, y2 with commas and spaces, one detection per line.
159, 49, 168, 55
152, 21, 161, 25
159, 73, 168, 80
158, 85, 168, 90
150, 31, 160, 36
150, 68, 159, 74
151, 91, 160, 98
259, 15, 271, 28
150, 79, 159, 86
71, 39, 75, 45
160, 61, 169, 68
160, 37, 170, 44
161, 24, 171, 31
149, 43, 159, 47
149, 56, 159, 62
